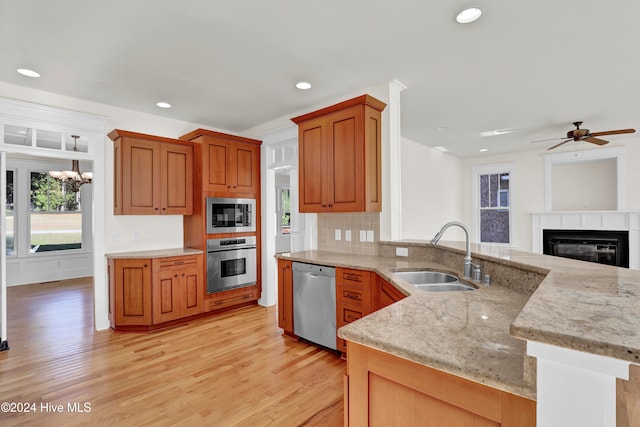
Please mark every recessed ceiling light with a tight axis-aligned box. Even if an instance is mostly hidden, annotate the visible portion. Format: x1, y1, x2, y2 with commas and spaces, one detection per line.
480, 148, 489, 152
156, 102, 172, 109
456, 7, 482, 24
17, 68, 40, 78
436, 126, 449, 131
295, 81, 312, 90
434, 146, 449, 152
480, 128, 513, 137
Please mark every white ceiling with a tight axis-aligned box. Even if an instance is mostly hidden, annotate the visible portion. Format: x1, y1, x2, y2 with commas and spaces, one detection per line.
1, 0, 638, 157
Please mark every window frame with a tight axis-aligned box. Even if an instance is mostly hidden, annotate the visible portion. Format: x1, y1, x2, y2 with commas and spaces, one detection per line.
7, 157, 92, 258
471, 163, 515, 246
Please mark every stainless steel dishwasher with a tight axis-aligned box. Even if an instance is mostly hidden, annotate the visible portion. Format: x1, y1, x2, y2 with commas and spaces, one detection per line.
292, 262, 337, 350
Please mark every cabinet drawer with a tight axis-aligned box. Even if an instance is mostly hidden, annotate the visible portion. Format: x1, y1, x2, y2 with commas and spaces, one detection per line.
340, 307, 364, 324
338, 268, 371, 288
156, 256, 199, 269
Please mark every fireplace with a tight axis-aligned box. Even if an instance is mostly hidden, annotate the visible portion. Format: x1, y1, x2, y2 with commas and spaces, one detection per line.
543, 229, 629, 268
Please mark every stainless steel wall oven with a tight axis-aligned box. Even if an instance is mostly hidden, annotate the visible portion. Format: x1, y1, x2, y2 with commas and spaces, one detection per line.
206, 236, 257, 293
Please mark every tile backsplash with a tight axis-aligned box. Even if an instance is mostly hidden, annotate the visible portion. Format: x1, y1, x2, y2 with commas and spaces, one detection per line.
317, 212, 380, 255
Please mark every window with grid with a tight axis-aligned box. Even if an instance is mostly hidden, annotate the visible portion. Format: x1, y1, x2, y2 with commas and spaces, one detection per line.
478, 171, 511, 244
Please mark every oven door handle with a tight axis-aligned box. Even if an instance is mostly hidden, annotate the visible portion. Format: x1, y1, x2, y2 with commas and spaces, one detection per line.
208, 246, 256, 254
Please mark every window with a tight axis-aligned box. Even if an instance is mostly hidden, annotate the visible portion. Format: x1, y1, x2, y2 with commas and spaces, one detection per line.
276, 187, 291, 235
29, 171, 82, 253
473, 165, 513, 245
6, 170, 14, 256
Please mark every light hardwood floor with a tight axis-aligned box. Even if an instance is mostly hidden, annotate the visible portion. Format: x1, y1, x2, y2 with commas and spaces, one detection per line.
0, 278, 345, 426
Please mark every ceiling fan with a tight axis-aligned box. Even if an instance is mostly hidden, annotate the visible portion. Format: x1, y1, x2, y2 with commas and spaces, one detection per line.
531, 121, 636, 150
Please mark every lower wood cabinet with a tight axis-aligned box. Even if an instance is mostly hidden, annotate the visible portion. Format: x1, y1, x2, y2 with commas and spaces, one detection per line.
108, 252, 204, 331
277, 259, 294, 336
336, 267, 372, 353
152, 255, 203, 324
345, 342, 536, 427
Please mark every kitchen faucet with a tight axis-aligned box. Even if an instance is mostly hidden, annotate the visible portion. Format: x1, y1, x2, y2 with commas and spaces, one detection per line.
430, 221, 474, 279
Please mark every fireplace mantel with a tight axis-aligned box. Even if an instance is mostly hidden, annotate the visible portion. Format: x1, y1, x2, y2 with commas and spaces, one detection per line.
531, 211, 640, 270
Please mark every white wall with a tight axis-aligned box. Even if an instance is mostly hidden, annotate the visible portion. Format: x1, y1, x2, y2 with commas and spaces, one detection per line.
400, 137, 463, 240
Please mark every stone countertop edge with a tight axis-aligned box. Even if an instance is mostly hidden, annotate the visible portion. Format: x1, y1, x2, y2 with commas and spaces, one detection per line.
106, 247, 204, 259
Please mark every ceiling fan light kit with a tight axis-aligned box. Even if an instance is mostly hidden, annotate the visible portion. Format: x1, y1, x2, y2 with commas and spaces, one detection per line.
530, 121, 636, 150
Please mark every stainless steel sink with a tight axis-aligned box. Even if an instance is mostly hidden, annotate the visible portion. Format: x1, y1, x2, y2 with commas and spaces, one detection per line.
393, 271, 458, 284
414, 283, 476, 292
393, 270, 477, 292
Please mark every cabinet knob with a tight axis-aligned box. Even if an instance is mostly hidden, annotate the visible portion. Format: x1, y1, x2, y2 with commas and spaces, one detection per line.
174, 274, 178, 278
329, 204, 333, 207
322, 204, 326, 208
162, 207, 166, 211
154, 207, 159, 211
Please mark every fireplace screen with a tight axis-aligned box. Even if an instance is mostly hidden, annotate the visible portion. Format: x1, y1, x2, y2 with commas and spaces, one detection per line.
543, 230, 629, 268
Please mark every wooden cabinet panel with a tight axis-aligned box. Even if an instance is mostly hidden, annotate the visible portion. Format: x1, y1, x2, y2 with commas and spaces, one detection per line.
277, 259, 294, 335
152, 255, 203, 324
181, 129, 261, 196
374, 274, 407, 311
292, 95, 385, 213
346, 342, 535, 427
109, 258, 152, 326
109, 129, 193, 215
161, 143, 193, 214
336, 267, 372, 353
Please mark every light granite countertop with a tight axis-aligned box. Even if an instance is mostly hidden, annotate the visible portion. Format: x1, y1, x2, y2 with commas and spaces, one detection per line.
106, 247, 203, 259
277, 241, 640, 400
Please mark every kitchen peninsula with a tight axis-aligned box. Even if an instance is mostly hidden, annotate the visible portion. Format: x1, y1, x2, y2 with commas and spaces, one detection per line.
276, 240, 640, 426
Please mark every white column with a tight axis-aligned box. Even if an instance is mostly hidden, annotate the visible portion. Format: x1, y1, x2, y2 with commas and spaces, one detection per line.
381, 79, 406, 241
528, 341, 629, 427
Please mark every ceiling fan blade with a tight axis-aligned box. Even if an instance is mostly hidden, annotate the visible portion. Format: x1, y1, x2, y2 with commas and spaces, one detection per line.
529, 137, 566, 143
583, 136, 609, 146
547, 139, 572, 150
589, 129, 636, 137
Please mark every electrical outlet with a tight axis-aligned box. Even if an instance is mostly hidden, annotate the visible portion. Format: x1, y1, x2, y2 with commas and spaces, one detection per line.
359, 230, 367, 242
335, 229, 341, 240
345, 230, 352, 241
134, 231, 141, 241
366, 230, 374, 242
396, 247, 409, 257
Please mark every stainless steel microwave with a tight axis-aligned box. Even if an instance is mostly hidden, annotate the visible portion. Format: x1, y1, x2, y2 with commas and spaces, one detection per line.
206, 197, 256, 234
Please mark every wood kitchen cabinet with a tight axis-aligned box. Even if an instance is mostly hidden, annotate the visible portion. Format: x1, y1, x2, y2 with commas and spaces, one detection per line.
336, 267, 373, 353
180, 128, 260, 196
277, 259, 294, 336
109, 258, 152, 326
152, 255, 203, 324
345, 342, 536, 427
374, 274, 407, 310
291, 95, 386, 213
109, 129, 193, 215
108, 251, 204, 331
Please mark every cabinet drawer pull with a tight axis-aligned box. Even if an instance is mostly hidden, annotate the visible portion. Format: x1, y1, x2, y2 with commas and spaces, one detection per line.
344, 309, 362, 323
344, 274, 362, 282
343, 291, 362, 301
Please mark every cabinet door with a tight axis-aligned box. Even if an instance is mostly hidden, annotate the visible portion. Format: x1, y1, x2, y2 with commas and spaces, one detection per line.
122, 138, 160, 214
112, 259, 152, 326
177, 264, 203, 318
374, 275, 407, 311
204, 140, 230, 192
277, 259, 294, 334
326, 106, 364, 212
298, 117, 326, 212
160, 143, 193, 215
231, 142, 260, 195
153, 268, 180, 324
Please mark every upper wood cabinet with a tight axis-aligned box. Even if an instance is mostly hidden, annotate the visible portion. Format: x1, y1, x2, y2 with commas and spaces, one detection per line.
109, 129, 193, 215
180, 128, 261, 196
291, 95, 386, 213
